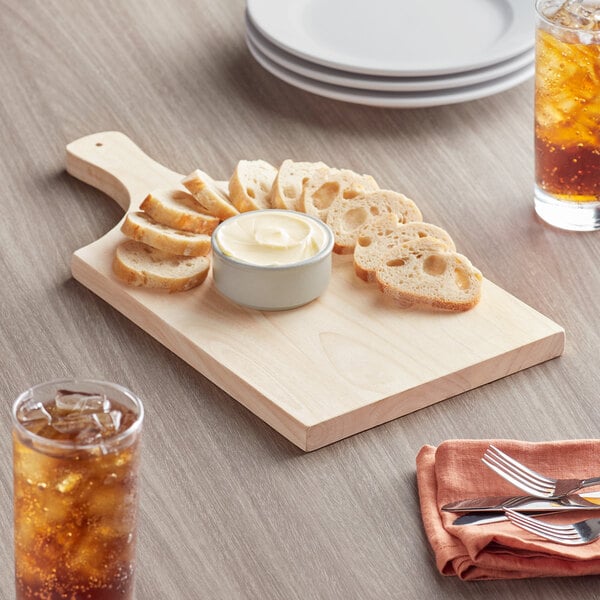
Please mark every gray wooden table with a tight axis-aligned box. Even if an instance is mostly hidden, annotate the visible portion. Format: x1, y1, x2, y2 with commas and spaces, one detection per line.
2, 1, 600, 598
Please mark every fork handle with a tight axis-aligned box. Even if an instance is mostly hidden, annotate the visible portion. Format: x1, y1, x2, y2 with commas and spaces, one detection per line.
580, 476, 600, 490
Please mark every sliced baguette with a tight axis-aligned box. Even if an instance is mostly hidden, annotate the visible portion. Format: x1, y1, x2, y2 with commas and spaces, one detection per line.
121, 211, 211, 257
140, 188, 219, 235
229, 159, 278, 212
299, 167, 379, 221
182, 169, 239, 220
269, 159, 329, 211
374, 237, 482, 312
326, 190, 422, 254
113, 240, 210, 292
354, 214, 456, 282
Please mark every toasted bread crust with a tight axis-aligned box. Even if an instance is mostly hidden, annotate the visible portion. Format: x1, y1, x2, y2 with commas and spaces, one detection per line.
269, 160, 329, 211
121, 211, 211, 257
374, 237, 482, 311
112, 240, 210, 292
327, 190, 423, 255
182, 169, 239, 220
353, 214, 456, 282
140, 188, 219, 234
229, 159, 277, 212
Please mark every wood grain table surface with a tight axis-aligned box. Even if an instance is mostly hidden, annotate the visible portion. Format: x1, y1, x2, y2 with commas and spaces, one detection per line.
2, 1, 600, 598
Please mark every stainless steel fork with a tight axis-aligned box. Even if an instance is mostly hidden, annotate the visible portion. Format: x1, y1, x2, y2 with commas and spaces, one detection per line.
482, 444, 600, 499
504, 508, 600, 545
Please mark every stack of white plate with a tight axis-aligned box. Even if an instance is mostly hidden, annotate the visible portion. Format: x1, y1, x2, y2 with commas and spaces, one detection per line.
245, 0, 535, 108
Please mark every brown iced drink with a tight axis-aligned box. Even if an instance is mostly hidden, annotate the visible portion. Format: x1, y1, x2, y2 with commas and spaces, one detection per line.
535, 0, 600, 201
13, 384, 143, 600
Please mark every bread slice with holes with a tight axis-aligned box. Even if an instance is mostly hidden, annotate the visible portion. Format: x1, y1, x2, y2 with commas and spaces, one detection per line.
121, 211, 211, 257
182, 169, 239, 220
354, 213, 456, 282
326, 190, 422, 254
375, 237, 482, 311
113, 240, 210, 292
229, 159, 278, 212
140, 188, 219, 235
299, 167, 379, 221
269, 159, 329, 211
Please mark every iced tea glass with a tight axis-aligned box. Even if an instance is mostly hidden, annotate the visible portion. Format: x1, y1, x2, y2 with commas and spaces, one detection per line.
12, 379, 144, 600
535, 0, 600, 230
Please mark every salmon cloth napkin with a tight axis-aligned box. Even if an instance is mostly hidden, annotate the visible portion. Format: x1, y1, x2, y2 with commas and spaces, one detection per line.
416, 439, 600, 580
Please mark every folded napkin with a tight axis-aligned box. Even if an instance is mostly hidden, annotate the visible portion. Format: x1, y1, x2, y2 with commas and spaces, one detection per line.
417, 439, 600, 580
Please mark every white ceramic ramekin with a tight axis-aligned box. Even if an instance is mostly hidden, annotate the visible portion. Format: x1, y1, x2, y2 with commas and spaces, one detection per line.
211, 210, 334, 310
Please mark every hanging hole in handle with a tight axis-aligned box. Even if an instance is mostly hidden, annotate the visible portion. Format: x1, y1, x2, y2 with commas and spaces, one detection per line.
95, 142, 103, 147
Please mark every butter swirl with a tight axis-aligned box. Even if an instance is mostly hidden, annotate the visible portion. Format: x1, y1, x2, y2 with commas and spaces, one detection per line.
215, 211, 327, 266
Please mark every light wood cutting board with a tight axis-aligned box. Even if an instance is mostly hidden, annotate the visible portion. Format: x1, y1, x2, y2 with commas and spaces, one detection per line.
66, 131, 565, 451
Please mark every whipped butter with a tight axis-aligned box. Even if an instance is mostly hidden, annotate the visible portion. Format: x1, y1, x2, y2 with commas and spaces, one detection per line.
215, 211, 327, 266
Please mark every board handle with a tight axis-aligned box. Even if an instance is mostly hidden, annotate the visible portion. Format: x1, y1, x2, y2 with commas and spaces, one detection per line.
66, 131, 184, 212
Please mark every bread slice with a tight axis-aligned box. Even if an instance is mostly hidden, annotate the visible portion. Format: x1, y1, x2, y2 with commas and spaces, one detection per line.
113, 240, 210, 292
182, 169, 239, 220
269, 159, 329, 211
354, 214, 456, 282
229, 160, 278, 212
299, 167, 379, 221
121, 211, 211, 257
374, 237, 482, 311
140, 188, 219, 235
326, 190, 422, 254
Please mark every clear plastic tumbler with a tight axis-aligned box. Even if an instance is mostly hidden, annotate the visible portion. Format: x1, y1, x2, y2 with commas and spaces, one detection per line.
534, 0, 600, 230
12, 379, 144, 600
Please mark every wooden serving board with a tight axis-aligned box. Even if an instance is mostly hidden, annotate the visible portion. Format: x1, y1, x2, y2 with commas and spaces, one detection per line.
66, 132, 565, 451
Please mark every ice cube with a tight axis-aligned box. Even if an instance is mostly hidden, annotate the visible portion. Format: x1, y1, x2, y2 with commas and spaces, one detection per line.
17, 400, 52, 430
55, 390, 111, 414
51, 412, 99, 434
93, 409, 122, 433
551, 0, 600, 29
75, 423, 105, 445
50, 407, 124, 444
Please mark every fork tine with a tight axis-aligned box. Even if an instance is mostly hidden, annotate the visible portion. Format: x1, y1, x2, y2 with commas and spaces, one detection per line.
505, 509, 582, 540
509, 517, 581, 545
482, 453, 544, 489
517, 521, 579, 536
487, 445, 555, 487
481, 456, 549, 496
485, 448, 552, 491
483, 448, 555, 495
505, 515, 564, 541
506, 511, 580, 539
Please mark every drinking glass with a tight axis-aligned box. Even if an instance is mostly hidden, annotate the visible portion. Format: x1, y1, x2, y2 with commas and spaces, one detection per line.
534, 0, 600, 230
12, 379, 144, 600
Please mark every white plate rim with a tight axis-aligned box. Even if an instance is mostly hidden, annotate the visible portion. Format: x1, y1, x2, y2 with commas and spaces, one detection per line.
247, 0, 534, 77
246, 13, 534, 93
246, 34, 534, 108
